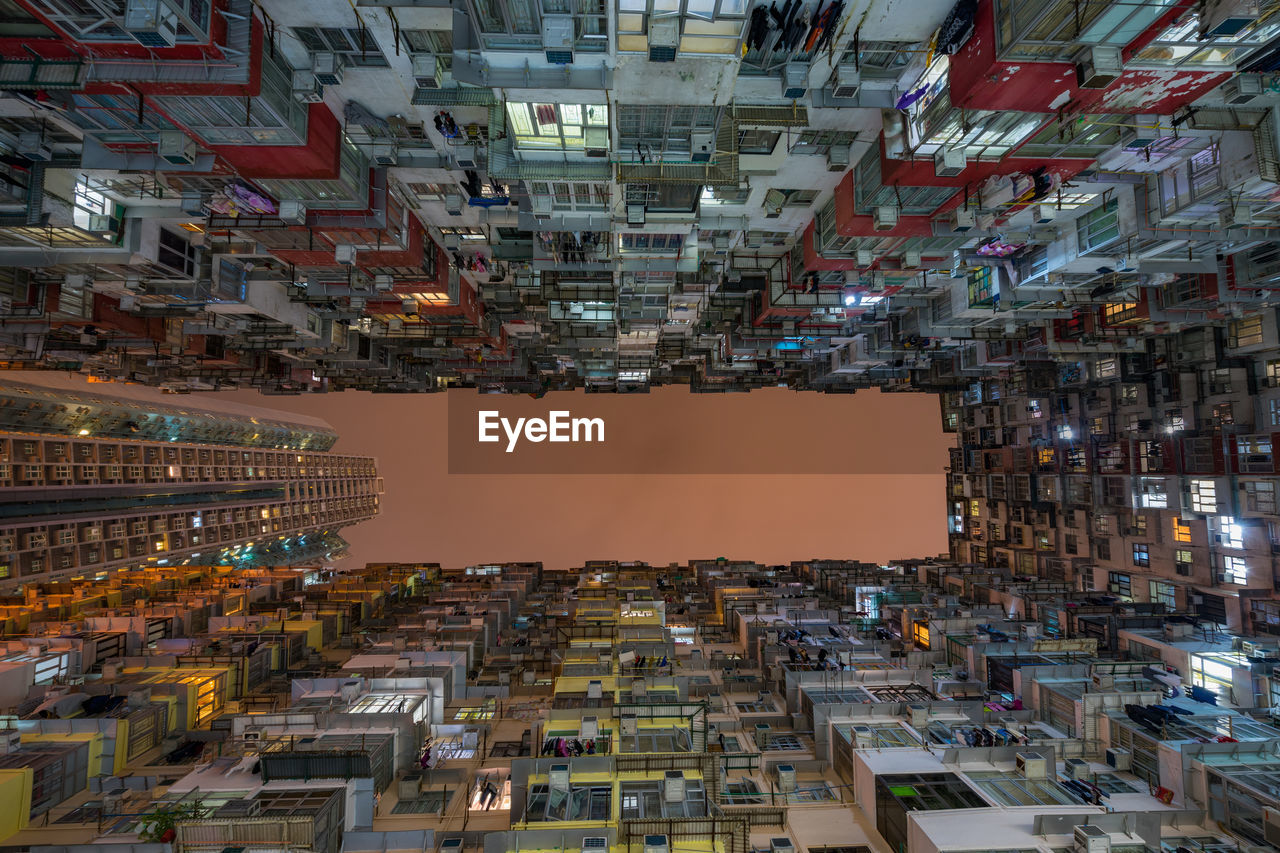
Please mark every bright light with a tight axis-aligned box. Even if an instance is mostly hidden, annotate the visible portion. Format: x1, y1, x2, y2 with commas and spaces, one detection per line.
844, 294, 858, 306
77, 429, 90, 436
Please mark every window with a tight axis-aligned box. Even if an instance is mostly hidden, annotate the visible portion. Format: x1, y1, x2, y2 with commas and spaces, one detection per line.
1096, 539, 1111, 561
1220, 555, 1247, 585
1108, 571, 1132, 597
1102, 302, 1139, 325
1167, 408, 1185, 431
292, 26, 389, 67
792, 130, 858, 155
1095, 515, 1112, 536
157, 229, 196, 277
400, 29, 454, 69
1077, 197, 1120, 252
1149, 581, 1175, 609
1212, 402, 1234, 427
618, 0, 747, 55
1190, 479, 1217, 513
471, 0, 607, 52
1130, 543, 1150, 568
1175, 549, 1193, 576
1173, 517, 1192, 543
1243, 481, 1277, 515
1228, 315, 1264, 348
1118, 384, 1140, 405
507, 101, 609, 150
1271, 398, 1280, 427
737, 129, 780, 154
1218, 517, 1244, 549
1064, 533, 1077, 555
702, 185, 750, 204
1138, 478, 1167, 509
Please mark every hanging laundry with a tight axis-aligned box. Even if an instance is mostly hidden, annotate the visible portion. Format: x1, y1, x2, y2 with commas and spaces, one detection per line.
748, 4, 770, 49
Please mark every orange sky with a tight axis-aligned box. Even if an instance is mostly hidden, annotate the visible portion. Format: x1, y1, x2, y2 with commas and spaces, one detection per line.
222, 384, 953, 570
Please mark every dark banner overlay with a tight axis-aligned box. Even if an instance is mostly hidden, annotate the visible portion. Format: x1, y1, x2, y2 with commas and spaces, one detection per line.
447, 387, 949, 475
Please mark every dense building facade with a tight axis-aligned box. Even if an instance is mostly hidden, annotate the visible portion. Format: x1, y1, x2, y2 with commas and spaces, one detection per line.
0, 377, 382, 586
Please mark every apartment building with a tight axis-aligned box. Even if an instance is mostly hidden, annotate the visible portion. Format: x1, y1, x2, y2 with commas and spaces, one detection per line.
0, 375, 382, 586
0, 558, 1268, 853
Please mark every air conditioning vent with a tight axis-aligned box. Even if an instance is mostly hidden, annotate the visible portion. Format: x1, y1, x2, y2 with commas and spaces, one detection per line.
542, 14, 574, 64
782, 63, 808, 99
291, 69, 324, 103
663, 770, 685, 802
643, 837, 668, 853
648, 17, 679, 62
412, 53, 442, 89
279, 200, 307, 225
1074, 824, 1110, 853
1222, 74, 1262, 105
1104, 747, 1131, 770
368, 143, 398, 167
690, 131, 714, 163
17, 132, 52, 162
775, 765, 796, 793
1063, 757, 1091, 780
585, 126, 610, 157
873, 205, 898, 231
582, 838, 609, 853
950, 208, 976, 233
626, 204, 646, 226
1016, 751, 1047, 780
934, 146, 965, 177
831, 63, 860, 99
124, 0, 178, 47
312, 52, 344, 86
157, 130, 196, 166
1076, 45, 1122, 89
453, 146, 478, 169
826, 144, 850, 171
530, 195, 552, 219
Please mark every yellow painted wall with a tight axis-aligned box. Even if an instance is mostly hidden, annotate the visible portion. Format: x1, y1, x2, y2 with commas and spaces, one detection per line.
0, 769, 31, 840
20, 732, 102, 781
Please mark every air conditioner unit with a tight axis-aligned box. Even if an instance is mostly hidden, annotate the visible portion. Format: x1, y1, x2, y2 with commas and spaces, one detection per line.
620, 713, 638, 735
291, 69, 324, 103
1104, 747, 1131, 770
279, 200, 307, 224
453, 146, 478, 169
770, 839, 794, 853
531, 195, 552, 219
1074, 824, 1111, 853
312, 52, 344, 86
87, 214, 119, 233
398, 772, 422, 799
903, 249, 922, 268
831, 63, 861, 99
1222, 74, 1263, 105
1076, 45, 1122, 89
648, 17, 679, 62
412, 53, 442, 89
373, 275, 394, 292
585, 126, 609, 157
1016, 751, 1048, 780
855, 248, 874, 267
440, 839, 464, 853
663, 770, 685, 802
335, 244, 358, 265
243, 726, 264, 743
643, 836, 668, 853
782, 63, 808, 99
950, 208, 976, 233
934, 146, 965, 177
157, 130, 196, 166
580, 714, 599, 738
827, 144, 850, 171
17, 132, 52, 162
124, 0, 178, 47
368, 143, 398, 167
1219, 203, 1254, 229
627, 204, 646, 226
586, 679, 603, 699
775, 765, 796, 793
582, 838, 609, 853
690, 131, 715, 163
549, 763, 570, 790
908, 703, 929, 727
444, 193, 464, 215
179, 190, 203, 215
873, 205, 899, 231
542, 14, 574, 64
754, 723, 771, 749
1064, 757, 1091, 780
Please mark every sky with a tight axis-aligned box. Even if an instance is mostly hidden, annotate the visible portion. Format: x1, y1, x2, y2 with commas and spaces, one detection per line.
221, 384, 954, 570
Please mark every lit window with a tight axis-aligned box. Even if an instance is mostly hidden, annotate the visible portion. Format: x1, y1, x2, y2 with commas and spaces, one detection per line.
1132, 544, 1149, 568
1172, 518, 1192, 543
507, 101, 608, 150
1218, 517, 1244, 549
1220, 555, 1247, 584
1189, 479, 1217, 513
